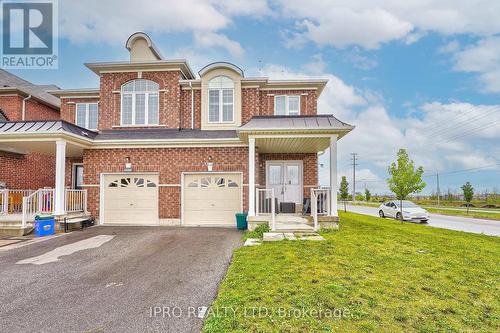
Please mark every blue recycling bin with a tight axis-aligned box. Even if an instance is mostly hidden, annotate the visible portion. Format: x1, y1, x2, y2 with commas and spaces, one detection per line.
34, 215, 55, 237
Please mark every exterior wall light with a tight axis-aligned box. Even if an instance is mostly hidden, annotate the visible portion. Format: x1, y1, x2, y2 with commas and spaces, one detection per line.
124, 157, 132, 172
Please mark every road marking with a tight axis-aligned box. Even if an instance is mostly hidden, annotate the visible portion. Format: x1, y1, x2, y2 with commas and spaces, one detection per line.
16, 235, 115, 265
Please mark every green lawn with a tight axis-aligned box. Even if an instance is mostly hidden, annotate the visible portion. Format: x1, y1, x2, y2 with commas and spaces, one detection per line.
203, 212, 500, 333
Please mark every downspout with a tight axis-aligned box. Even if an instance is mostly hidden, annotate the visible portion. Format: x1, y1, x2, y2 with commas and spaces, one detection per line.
190, 81, 194, 129
22, 94, 32, 120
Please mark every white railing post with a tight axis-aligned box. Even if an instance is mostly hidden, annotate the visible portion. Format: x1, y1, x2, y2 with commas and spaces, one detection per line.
1, 190, 8, 214
21, 196, 27, 228
311, 189, 318, 231
270, 188, 275, 231
255, 188, 260, 217
84, 189, 88, 213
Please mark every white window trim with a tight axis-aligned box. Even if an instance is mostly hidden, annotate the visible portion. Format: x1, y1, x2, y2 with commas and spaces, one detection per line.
120, 81, 159, 126
274, 95, 301, 116
75, 103, 98, 130
207, 88, 235, 124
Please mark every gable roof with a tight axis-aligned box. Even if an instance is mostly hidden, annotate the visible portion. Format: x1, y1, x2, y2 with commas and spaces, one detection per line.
0, 69, 60, 109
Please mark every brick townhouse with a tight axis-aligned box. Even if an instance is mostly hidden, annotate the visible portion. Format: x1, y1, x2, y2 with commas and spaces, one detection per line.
0, 32, 353, 232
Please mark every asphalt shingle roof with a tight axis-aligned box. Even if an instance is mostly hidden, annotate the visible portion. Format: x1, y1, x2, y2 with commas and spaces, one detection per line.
0, 69, 60, 108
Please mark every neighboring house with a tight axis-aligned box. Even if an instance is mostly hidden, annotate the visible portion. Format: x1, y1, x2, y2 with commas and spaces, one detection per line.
0, 32, 353, 229
0, 69, 60, 190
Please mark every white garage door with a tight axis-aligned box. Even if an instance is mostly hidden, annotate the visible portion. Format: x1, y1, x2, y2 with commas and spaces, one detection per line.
183, 173, 242, 226
103, 174, 159, 225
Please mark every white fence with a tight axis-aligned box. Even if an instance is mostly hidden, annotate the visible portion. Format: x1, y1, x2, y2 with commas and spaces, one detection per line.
1, 188, 89, 228
256, 188, 276, 231
66, 189, 87, 213
311, 188, 330, 231
22, 189, 54, 227
1, 189, 35, 214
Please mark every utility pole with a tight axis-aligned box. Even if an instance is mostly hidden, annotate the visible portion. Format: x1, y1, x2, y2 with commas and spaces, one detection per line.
436, 172, 440, 206
350, 153, 358, 201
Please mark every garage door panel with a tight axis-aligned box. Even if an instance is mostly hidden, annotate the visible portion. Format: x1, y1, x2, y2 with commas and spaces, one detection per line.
183, 173, 241, 226
103, 174, 159, 225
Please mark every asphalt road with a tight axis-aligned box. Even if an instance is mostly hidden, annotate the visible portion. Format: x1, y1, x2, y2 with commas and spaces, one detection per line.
345, 204, 500, 237
0, 226, 242, 333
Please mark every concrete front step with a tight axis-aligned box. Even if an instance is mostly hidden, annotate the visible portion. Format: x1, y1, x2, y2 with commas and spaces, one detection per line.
0, 226, 33, 237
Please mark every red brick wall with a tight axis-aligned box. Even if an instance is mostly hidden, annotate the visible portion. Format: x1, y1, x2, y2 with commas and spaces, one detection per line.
258, 90, 317, 117
0, 95, 60, 190
0, 151, 56, 189
242, 87, 260, 124
0, 95, 59, 121
258, 153, 318, 199
99, 71, 182, 130
83, 147, 249, 219
60, 98, 99, 125
180, 88, 201, 129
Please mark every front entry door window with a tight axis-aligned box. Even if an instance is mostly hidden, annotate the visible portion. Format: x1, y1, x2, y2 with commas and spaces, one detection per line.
266, 162, 302, 204
73, 165, 84, 189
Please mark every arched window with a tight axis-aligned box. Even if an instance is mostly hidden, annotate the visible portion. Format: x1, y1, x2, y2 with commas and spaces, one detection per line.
121, 79, 159, 125
208, 76, 234, 123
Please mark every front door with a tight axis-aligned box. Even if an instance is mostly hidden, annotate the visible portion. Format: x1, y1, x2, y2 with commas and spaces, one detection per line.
266, 161, 302, 204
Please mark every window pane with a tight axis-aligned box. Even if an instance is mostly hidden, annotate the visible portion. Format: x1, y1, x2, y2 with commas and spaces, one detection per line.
269, 165, 282, 185
286, 165, 299, 185
148, 93, 159, 124
135, 93, 146, 125
76, 104, 86, 128
135, 79, 147, 92
208, 76, 234, 89
275, 96, 286, 115
208, 90, 220, 122
122, 94, 133, 125
88, 104, 98, 129
222, 89, 233, 122
288, 96, 300, 115
122, 81, 134, 92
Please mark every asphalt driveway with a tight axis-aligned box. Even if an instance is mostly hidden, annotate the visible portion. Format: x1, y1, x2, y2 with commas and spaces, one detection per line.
0, 226, 242, 333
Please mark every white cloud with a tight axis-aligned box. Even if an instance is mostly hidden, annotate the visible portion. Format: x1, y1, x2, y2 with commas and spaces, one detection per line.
301, 54, 326, 74
276, 1, 500, 49
262, 63, 500, 193
438, 40, 460, 54
57, 0, 269, 58
452, 36, 500, 93
193, 32, 244, 57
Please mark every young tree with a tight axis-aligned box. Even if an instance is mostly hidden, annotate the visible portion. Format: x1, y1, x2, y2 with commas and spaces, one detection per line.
387, 149, 426, 220
339, 176, 349, 212
365, 188, 371, 202
461, 182, 474, 214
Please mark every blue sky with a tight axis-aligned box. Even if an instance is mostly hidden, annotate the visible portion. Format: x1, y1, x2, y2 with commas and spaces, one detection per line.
8, 0, 500, 195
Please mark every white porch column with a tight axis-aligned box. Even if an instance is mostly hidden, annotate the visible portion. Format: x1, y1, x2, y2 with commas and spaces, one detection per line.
248, 137, 256, 216
54, 140, 66, 216
329, 135, 338, 216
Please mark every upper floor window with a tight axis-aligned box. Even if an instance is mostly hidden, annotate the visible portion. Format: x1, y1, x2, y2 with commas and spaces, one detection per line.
121, 79, 159, 126
75, 103, 98, 130
208, 76, 234, 123
275, 95, 300, 115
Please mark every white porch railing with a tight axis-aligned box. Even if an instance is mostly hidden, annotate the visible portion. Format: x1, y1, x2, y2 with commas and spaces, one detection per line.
22, 189, 54, 228
1, 189, 35, 214
65, 189, 87, 213
311, 188, 330, 231
18, 188, 87, 228
256, 188, 276, 231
